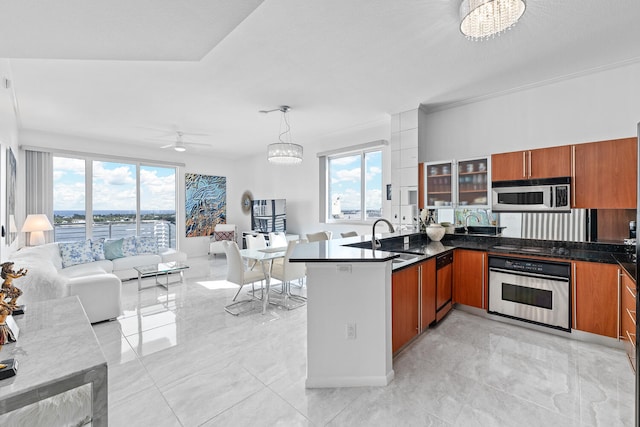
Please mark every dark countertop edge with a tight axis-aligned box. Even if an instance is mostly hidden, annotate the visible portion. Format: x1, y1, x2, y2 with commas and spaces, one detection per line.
613, 253, 637, 281
290, 231, 636, 272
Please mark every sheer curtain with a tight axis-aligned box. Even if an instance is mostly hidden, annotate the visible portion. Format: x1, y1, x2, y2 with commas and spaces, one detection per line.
25, 150, 54, 243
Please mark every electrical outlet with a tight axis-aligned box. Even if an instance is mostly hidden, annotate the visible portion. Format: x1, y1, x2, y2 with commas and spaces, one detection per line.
403, 236, 409, 249
346, 323, 357, 340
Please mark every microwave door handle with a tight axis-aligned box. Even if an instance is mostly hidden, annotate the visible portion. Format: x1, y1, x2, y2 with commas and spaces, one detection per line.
550, 187, 554, 208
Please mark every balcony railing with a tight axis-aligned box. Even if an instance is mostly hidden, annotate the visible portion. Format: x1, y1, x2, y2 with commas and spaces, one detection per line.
54, 220, 176, 248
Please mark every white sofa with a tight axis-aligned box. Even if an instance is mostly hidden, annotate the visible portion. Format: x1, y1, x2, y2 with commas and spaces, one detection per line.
10, 241, 187, 323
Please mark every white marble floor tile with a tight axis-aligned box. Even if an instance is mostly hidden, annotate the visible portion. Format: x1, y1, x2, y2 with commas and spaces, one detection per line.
95, 256, 635, 426
108, 358, 156, 405
159, 361, 265, 426
453, 380, 578, 427
202, 388, 312, 426
109, 385, 182, 427
270, 378, 368, 425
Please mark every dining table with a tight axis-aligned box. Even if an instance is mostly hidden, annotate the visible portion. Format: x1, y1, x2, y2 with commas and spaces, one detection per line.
239, 246, 287, 314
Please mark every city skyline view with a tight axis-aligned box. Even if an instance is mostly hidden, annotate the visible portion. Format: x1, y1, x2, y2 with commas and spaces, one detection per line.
329, 150, 382, 219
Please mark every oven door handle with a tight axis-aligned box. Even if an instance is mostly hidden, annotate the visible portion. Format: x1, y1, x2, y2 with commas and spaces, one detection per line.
489, 267, 569, 282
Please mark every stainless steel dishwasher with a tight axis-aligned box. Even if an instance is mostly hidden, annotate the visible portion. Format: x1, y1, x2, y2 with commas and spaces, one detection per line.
436, 251, 454, 322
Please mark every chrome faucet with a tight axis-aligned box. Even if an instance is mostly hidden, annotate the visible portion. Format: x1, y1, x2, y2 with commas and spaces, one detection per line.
372, 218, 395, 251
464, 213, 480, 233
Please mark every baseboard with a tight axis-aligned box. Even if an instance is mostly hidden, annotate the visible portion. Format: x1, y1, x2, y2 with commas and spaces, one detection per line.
305, 370, 394, 388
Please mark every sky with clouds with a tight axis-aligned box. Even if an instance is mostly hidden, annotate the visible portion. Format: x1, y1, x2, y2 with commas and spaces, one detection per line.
329, 151, 382, 216
53, 157, 176, 213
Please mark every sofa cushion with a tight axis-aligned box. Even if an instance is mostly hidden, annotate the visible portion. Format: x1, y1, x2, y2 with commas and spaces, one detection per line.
104, 239, 124, 260
111, 254, 161, 271
135, 236, 158, 254
91, 238, 106, 261
59, 240, 95, 268
122, 236, 137, 257
60, 260, 113, 278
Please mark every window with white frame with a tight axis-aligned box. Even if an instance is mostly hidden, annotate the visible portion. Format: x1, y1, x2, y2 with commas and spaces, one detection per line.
326, 148, 383, 222
53, 155, 178, 248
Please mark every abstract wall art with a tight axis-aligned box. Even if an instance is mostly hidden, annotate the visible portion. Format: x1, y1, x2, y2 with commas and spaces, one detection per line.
185, 173, 226, 237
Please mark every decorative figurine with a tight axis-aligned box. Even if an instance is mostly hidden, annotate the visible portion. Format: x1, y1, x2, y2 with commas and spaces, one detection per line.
1, 262, 27, 313
0, 292, 16, 345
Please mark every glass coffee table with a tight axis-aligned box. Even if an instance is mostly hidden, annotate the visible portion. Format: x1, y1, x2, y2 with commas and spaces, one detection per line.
134, 261, 190, 291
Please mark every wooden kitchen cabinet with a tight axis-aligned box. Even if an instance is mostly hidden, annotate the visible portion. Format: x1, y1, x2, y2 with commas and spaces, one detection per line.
391, 258, 437, 354
453, 249, 487, 309
572, 137, 637, 209
491, 146, 571, 181
421, 258, 436, 329
620, 269, 636, 373
572, 261, 619, 338
392, 264, 419, 353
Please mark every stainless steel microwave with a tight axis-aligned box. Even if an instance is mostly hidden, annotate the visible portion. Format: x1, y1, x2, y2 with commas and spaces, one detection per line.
491, 177, 571, 212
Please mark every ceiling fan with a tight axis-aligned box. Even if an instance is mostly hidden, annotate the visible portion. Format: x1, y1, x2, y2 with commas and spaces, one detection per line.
152, 131, 210, 152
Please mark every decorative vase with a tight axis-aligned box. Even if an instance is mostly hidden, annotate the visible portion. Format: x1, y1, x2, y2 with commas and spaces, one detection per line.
426, 224, 445, 242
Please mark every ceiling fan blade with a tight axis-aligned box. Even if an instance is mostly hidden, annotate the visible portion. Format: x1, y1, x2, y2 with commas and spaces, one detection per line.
184, 141, 211, 147
159, 143, 174, 149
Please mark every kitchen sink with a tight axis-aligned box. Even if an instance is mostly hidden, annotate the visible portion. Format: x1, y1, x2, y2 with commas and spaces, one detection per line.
391, 252, 422, 264
454, 226, 505, 235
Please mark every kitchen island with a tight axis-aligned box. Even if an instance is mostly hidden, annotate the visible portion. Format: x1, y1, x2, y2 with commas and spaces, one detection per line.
290, 234, 453, 388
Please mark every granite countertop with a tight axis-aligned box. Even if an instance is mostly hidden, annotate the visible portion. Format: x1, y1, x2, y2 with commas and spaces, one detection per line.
290, 231, 454, 269
291, 230, 637, 275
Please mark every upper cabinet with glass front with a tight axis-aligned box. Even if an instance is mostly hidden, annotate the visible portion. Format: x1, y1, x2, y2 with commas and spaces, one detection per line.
457, 157, 489, 207
420, 157, 490, 209
423, 161, 453, 208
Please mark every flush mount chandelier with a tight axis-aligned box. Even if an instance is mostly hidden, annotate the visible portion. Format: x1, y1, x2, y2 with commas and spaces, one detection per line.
263, 105, 303, 165
460, 0, 526, 41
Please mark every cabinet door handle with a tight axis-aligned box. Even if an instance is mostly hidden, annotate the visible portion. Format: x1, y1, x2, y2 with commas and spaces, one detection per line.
627, 285, 637, 299
418, 265, 422, 333
627, 330, 636, 346
527, 150, 532, 178
571, 145, 576, 208
522, 151, 527, 178
618, 269, 621, 340
481, 253, 485, 309
572, 263, 577, 330
627, 308, 637, 326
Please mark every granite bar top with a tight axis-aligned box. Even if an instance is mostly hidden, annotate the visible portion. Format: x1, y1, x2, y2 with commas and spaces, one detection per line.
291, 230, 636, 274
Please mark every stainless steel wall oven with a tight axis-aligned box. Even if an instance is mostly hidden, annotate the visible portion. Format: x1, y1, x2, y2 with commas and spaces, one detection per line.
488, 255, 571, 332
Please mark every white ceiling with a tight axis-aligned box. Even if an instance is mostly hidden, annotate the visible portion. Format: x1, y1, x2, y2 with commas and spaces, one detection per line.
2, 0, 640, 159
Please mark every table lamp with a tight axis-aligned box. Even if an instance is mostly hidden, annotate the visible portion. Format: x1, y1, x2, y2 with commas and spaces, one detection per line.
21, 214, 53, 246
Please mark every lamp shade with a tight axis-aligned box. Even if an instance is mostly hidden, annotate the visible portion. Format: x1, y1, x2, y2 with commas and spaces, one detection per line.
21, 214, 53, 246
267, 142, 303, 165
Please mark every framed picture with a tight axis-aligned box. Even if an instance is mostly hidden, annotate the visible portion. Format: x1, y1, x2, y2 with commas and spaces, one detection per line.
6, 148, 16, 245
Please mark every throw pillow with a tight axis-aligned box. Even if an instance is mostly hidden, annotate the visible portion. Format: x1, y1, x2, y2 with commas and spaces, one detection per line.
135, 236, 158, 254
213, 231, 234, 242
121, 236, 137, 257
91, 238, 106, 261
104, 239, 124, 260
59, 240, 95, 268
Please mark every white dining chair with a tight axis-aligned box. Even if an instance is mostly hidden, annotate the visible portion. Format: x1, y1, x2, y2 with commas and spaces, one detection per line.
268, 232, 288, 248
306, 231, 332, 242
245, 233, 267, 270
340, 231, 358, 238
270, 240, 306, 310
223, 241, 266, 315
